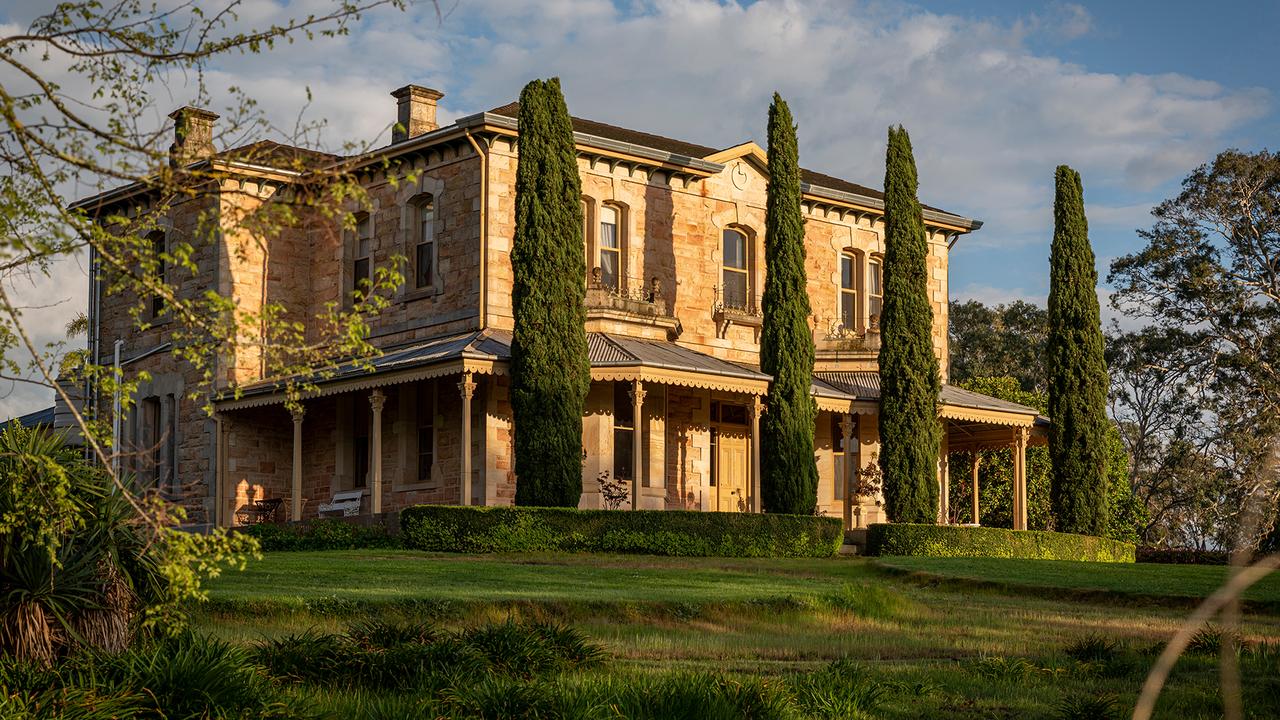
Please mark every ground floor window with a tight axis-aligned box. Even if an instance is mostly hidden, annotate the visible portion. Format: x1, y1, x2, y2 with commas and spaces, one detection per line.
832, 414, 859, 501
352, 400, 369, 488
613, 383, 634, 482
417, 382, 436, 483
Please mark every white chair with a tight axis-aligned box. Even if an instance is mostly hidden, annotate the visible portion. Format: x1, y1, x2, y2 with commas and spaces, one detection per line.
317, 489, 364, 517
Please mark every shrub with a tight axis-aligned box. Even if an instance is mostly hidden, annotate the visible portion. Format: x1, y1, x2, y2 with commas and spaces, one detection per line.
2, 632, 301, 720
865, 523, 1135, 563
241, 518, 399, 551
252, 618, 605, 692
789, 659, 889, 718
824, 582, 917, 621
399, 505, 844, 558
1136, 547, 1229, 565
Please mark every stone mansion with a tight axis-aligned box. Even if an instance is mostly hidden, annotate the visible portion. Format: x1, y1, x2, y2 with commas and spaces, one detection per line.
70, 85, 1046, 530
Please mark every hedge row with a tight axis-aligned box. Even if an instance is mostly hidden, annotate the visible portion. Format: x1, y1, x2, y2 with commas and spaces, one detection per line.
240, 518, 400, 551
399, 505, 844, 558
864, 523, 1135, 563
1136, 548, 1229, 565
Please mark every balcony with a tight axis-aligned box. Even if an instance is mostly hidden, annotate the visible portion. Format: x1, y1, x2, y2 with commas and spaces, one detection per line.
585, 268, 681, 339
713, 283, 762, 339
815, 317, 881, 357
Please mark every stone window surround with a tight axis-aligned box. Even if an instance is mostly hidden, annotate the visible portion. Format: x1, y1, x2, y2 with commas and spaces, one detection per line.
394, 379, 442, 492
344, 210, 374, 309
832, 246, 885, 335
399, 173, 447, 302
718, 223, 758, 311
145, 215, 174, 325
582, 196, 630, 294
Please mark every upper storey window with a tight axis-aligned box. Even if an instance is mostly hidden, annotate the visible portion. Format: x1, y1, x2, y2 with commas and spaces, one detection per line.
868, 256, 883, 328
414, 196, 436, 290
722, 228, 749, 311
148, 230, 167, 319
352, 213, 372, 299
840, 252, 858, 332
598, 205, 620, 292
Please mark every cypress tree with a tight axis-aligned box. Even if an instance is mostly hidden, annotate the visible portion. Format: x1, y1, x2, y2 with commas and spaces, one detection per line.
1047, 165, 1110, 535
510, 78, 591, 507
760, 93, 818, 514
877, 126, 941, 524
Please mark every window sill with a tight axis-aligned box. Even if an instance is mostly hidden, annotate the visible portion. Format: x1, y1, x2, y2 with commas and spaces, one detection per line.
401, 285, 442, 303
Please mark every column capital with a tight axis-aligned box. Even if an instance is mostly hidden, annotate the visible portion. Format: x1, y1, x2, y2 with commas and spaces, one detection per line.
290, 404, 305, 423
749, 395, 765, 420
458, 370, 477, 400
838, 413, 855, 440
628, 379, 646, 406
369, 388, 386, 413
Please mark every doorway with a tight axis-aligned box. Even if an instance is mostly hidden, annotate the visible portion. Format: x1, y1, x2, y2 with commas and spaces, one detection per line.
709, 400, 751, 512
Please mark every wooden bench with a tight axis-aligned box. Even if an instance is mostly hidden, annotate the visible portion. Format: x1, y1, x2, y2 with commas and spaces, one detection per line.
235, 497, 283, 525
317, 489, 364, 517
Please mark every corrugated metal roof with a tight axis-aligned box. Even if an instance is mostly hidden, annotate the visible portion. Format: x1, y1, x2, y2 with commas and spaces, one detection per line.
10, 405, 55, 428
814, 371, 1042, 416
588, 333, 770, 381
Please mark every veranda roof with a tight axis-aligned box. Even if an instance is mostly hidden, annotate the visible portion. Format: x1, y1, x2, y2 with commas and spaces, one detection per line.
216, 329, 775, 409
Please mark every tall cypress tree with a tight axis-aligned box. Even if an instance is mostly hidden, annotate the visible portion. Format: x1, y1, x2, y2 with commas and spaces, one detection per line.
760, 93, 818, 514
1047, 165, 1110, 535
877, 125, 941, 524
510, 78, 590, 507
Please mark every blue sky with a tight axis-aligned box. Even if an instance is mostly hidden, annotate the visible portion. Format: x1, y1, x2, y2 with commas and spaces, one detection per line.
0, 0, 1274, 416
913, 0, 1277, 304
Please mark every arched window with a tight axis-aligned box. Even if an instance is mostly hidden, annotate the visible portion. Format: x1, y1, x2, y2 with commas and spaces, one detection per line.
598, 205, 621, 291
413, 196, 435, 289
839, 251, 858, 332
721, 228, 749, 311
868, 255, 884, 329
351, 212, 372, 300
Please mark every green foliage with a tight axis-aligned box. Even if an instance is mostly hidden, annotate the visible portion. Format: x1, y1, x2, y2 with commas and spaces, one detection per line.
948, 300, 1050, 393
399, 505, 844, 557
253, 618, 603, 692
760, 93, 818, 515
0, 423, 258, 664
823, 582, 918, 621
878, 126, 941, 523
510, 77, 591, 508
865, 523, 1136, 563
788, 659, 889, 719
1047, 166, 1111, 536
1, 631, 299, 720
1055, 693, 1124, 720
240, 519, 399, 551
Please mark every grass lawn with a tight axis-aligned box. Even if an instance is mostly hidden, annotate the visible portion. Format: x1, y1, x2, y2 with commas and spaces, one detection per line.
205, 550, 877, 607
873, 556, 1280, 606
197, 551, 1280, 719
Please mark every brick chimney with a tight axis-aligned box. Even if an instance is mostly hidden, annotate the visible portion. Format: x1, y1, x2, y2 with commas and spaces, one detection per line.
167, 106, 219, 167
390, 85, 444, 142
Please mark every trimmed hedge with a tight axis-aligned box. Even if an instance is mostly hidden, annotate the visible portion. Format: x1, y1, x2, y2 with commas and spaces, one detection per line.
399, 505, 844, 558
1137, 548, 1229, 565
864, 523, 1134, 563
241, 518, 400, 551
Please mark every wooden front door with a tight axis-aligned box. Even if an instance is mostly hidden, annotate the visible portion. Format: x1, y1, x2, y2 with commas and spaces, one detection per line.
715, 429, 749, 512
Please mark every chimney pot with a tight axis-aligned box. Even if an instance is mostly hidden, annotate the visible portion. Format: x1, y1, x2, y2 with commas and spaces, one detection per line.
391, 85, 444, 143
167, 106, 219, 167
